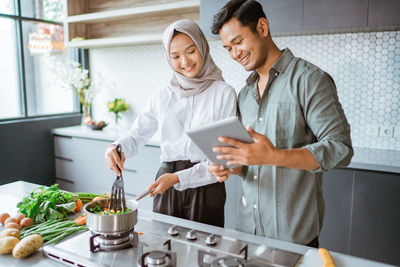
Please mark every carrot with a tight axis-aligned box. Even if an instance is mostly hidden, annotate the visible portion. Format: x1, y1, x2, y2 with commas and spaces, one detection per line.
74, 214, 86, 225
318, 248, 335, 267
75, 199, 83, 212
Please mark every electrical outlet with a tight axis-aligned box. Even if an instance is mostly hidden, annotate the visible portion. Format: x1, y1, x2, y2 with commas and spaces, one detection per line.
365, 124, 379, 137
380, 125, 394, 138
393, 126, 400, 138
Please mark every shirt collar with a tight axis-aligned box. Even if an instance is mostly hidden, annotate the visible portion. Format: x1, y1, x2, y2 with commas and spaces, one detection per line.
246, 48, 294, 85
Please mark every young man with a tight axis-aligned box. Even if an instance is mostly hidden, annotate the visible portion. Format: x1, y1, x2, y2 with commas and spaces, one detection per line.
208, 0, 353, 247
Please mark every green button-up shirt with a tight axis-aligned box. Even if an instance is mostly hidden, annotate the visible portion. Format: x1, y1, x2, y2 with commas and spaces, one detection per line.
236, 48, 353, 245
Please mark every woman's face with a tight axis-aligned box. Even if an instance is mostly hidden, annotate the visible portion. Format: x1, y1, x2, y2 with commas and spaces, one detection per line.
169, 33, 203, 78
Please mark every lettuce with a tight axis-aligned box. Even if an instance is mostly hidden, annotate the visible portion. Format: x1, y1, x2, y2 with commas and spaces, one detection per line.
17, 184, 76, 223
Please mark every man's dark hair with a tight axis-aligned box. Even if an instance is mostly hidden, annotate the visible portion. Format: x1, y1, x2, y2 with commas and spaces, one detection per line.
211, 0, 266, 35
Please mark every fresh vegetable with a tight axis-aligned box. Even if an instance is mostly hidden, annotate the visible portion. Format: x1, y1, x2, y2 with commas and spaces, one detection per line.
0, 229, 20, 239
73, 193, 108, 204
0, 213, 10, 225
0, 236, 19, 254
20, 219, 87, 245
318, 248, 335, 267
4, 217, 18, 225
20, 218, 34, 229
74, 214, 86, 225
5, 222, 20, 230
12, 234, 43, 258
75, 199, 82, 212
14, 213, 26, 224
17, 184, 77, 223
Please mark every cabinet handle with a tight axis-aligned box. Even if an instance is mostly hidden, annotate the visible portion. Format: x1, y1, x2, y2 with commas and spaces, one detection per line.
55, 156, 73, 162
124, 168, 137, 173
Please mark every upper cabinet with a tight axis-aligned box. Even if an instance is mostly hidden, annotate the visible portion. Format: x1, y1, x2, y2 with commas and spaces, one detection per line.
303, 0, 368, 31
63, 0, 200, 48
200, 0, 400, 38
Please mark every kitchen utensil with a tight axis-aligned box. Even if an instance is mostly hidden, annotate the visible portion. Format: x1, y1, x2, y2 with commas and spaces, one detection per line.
84, 198, 138, 235
109, 144, 127, 212
135, 189, 154, 201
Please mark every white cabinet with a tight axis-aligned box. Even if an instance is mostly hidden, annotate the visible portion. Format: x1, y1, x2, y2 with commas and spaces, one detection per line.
54, 135, 161, 210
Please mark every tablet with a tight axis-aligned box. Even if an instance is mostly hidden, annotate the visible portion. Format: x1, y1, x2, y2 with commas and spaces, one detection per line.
185, 116, 254, 168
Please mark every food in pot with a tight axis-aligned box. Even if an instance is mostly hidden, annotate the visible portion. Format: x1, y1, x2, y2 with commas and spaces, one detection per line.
88, 203, 131, 215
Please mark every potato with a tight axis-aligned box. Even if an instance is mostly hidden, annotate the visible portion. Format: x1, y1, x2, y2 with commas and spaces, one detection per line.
4, 217, 18, 225
0, 236, 19, 254
5, 222, 20, 230
14, 213, 26, 224
12, 234, 43, 258
20, 218, 34, 229
0, 229, 20, 239
0, 213, 10, 225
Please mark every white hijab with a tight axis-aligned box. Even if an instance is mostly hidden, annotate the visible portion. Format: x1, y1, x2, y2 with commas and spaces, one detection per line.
162, 19, 224, 97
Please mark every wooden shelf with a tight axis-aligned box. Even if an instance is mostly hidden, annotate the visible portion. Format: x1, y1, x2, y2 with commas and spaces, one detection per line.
67, 33, 164, 48
63, 0, 200, 48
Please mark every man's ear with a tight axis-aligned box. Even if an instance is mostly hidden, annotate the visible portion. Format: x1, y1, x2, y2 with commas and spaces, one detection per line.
257, 18, 269, 37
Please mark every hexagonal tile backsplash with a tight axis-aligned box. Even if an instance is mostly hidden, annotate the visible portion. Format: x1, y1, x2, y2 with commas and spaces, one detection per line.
90, 30, 400, 151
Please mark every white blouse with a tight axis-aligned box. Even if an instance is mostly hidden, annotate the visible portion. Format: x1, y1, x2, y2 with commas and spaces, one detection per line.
115, 80, 237, 190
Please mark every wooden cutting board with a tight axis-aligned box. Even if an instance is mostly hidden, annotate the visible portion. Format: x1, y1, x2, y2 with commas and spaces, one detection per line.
296, 249, 395, 267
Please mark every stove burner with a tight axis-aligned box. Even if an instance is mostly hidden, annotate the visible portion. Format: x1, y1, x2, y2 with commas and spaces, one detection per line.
138, 239, 177, 267
89, 230, 138, 252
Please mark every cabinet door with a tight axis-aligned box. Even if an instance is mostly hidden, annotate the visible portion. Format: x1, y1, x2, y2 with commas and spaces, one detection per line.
319, 169, 354, 254
304, 0, 368, 31
200, 0, 303, 37
350, 170, 400, 266
258, 0, 303, 34
368, 0, 400, 27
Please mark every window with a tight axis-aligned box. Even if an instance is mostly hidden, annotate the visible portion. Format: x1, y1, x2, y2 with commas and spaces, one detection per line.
0, 0, 81, 121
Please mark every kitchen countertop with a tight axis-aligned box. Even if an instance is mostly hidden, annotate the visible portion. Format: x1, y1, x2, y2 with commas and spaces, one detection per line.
0, 181, 394, 267
52, 125, 400, 174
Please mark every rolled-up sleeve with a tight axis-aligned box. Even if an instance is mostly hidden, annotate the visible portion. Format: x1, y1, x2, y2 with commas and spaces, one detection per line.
174, 161, 218, 191
302, 68, 353, 172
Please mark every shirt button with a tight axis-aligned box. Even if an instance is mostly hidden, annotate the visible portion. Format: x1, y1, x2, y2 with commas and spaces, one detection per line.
275, 72, 278, 76
253, 204, 257, 209
258, 117, 263, 122
254, 175, 258, 179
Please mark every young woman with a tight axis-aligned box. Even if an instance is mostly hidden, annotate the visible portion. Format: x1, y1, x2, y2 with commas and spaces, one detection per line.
105, 20, 237, 227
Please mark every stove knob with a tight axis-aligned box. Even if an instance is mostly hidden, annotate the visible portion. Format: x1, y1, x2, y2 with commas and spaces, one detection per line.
167, 225, 179, 236
205, 234, 217, 246
186, 230, 197, 240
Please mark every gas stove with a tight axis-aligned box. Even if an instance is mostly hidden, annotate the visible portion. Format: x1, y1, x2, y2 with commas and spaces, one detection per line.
43, 211, 302, 267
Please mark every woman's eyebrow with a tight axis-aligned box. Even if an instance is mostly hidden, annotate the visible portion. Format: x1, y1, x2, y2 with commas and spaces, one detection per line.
170, 44, 196, 55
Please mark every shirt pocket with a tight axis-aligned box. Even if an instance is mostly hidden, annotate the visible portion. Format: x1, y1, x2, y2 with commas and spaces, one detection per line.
267, 102, 296, 140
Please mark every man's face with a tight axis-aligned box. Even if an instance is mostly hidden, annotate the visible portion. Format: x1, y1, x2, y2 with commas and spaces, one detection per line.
219, 18, 268, 71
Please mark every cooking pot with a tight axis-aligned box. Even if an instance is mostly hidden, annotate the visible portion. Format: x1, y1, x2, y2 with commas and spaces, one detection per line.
84, 198, 138, 235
